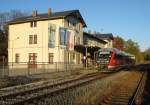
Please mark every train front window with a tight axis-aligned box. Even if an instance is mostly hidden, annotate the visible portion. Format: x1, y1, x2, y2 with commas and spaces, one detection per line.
98, 53, 111, 64
99, 54, 111, 59
98, 51, 112, 64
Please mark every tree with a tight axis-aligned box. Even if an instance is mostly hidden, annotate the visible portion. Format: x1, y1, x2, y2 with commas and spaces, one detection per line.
0, 10, 29, 58
0, 10, 29, 30
0, 29, 5, 41
125, 39, 144, 63
0, 29, 7, 56
143, 48, 150, 62
113, 36, 125, 50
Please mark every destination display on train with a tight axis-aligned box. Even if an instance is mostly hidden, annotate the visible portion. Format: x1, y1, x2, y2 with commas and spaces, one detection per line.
99, 52, 110, 54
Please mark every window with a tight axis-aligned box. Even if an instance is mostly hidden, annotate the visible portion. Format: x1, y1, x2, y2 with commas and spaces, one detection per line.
34, 35, 37, 44
30, 21, 37, 27
59, 27, 67, 45
29, 35, 37, 44
49, 53, 54, 64
34, 21, 37, 27
15, 53, 19, 63
72, 23, 76, 27
67, 20, 70, 27
78, 24, 81, 31
29, 35, 33, 44
76, 53, 80, 64
30, 22, 33, 27
74, 36, 76, 45
78, 37, 80, 45
29, 53, 37, 63
73, 52, 75, 59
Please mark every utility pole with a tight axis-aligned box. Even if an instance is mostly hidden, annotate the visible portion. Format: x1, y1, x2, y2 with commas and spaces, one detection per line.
86, 46, 87, 70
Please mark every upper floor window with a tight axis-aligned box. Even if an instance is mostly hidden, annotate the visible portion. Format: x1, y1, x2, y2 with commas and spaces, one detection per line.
34, 35, 37, 44
29, 35, 37, 44
30, 21, 37, 27
29, 35, 33, 44
67, 20, 70, 27
74, 36, 76, 45
72, 23, 76, 27
79, 24, 82, 31
76, 23, 82, 32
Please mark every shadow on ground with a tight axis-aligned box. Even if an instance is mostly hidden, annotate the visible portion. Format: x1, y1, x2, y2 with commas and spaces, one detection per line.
141, 65, 150, 105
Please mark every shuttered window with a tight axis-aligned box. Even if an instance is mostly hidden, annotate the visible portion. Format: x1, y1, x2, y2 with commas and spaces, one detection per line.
15, 53, 19, 63
29, 35, 33, 44
29, 35, 37, 44
34, 35, 37, 44
30, 21, 37, 27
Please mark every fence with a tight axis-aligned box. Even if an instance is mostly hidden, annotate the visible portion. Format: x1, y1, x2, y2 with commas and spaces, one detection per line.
0, 62, 85, 77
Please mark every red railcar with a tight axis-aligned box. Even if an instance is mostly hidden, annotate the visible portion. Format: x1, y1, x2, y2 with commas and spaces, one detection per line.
97, 48, 135, 69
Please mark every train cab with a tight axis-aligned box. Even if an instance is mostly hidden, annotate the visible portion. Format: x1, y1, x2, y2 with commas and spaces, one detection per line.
97, 48, 135, 70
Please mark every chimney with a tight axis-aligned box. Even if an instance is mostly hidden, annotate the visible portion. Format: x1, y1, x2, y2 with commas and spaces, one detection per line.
48, 8, 52, 16
32, 10, 37, 17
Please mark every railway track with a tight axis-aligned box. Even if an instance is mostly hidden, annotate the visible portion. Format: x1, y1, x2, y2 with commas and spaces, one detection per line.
99, 71, 147, 105
0, 71, 108, 105
0, 70, 145, 105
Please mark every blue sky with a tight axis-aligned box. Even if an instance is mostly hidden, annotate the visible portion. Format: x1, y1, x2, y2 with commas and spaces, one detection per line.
1, 0, 150, 51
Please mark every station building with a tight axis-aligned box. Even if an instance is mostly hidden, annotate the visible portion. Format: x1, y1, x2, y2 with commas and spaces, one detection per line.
74, 32, 107, 66
83, 32, 107, 66
8, 8, 87, 72
83, 32, 107, 48
95, 33, 114, 48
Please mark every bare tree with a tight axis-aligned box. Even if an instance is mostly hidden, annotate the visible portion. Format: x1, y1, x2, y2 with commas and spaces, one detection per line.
0, 9, 29, 29
0, 10, 29, 59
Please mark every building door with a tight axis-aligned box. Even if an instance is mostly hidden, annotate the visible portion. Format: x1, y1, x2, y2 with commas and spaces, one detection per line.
28, 53, 37, 69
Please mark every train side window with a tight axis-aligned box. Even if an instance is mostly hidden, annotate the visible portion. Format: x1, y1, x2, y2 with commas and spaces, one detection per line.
116, 54, 121, 59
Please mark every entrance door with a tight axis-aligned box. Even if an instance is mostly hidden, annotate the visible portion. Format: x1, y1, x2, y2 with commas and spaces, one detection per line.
28, 53, 37, 69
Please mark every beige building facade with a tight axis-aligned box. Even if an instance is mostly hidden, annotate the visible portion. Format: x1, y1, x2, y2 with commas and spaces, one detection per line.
83, 32, 106, 48
104, 39, 113, 48
82, 32, 107, 66
8, 9, 86, 71
95, 33, 114, 48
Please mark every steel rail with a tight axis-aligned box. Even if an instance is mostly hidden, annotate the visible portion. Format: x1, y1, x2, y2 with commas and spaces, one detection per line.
128, 71, 147, 105
0, 72, 108, 105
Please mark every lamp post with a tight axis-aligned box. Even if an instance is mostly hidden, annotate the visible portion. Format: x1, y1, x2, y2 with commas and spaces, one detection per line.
2, 56, 5, 76
85, 45, 87, 70
55, 45, 60, 72
94, 51, 97, 69
10, 37, 19, 67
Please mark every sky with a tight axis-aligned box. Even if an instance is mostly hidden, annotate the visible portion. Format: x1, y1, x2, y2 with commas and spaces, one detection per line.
0, 0, 150, 51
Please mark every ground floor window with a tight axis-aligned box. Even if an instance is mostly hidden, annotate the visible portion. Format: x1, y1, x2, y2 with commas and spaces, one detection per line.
49, 53, 54, 64
76, 53, 80, 64
70, 52, 76, 64
15, 53, 19, 63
